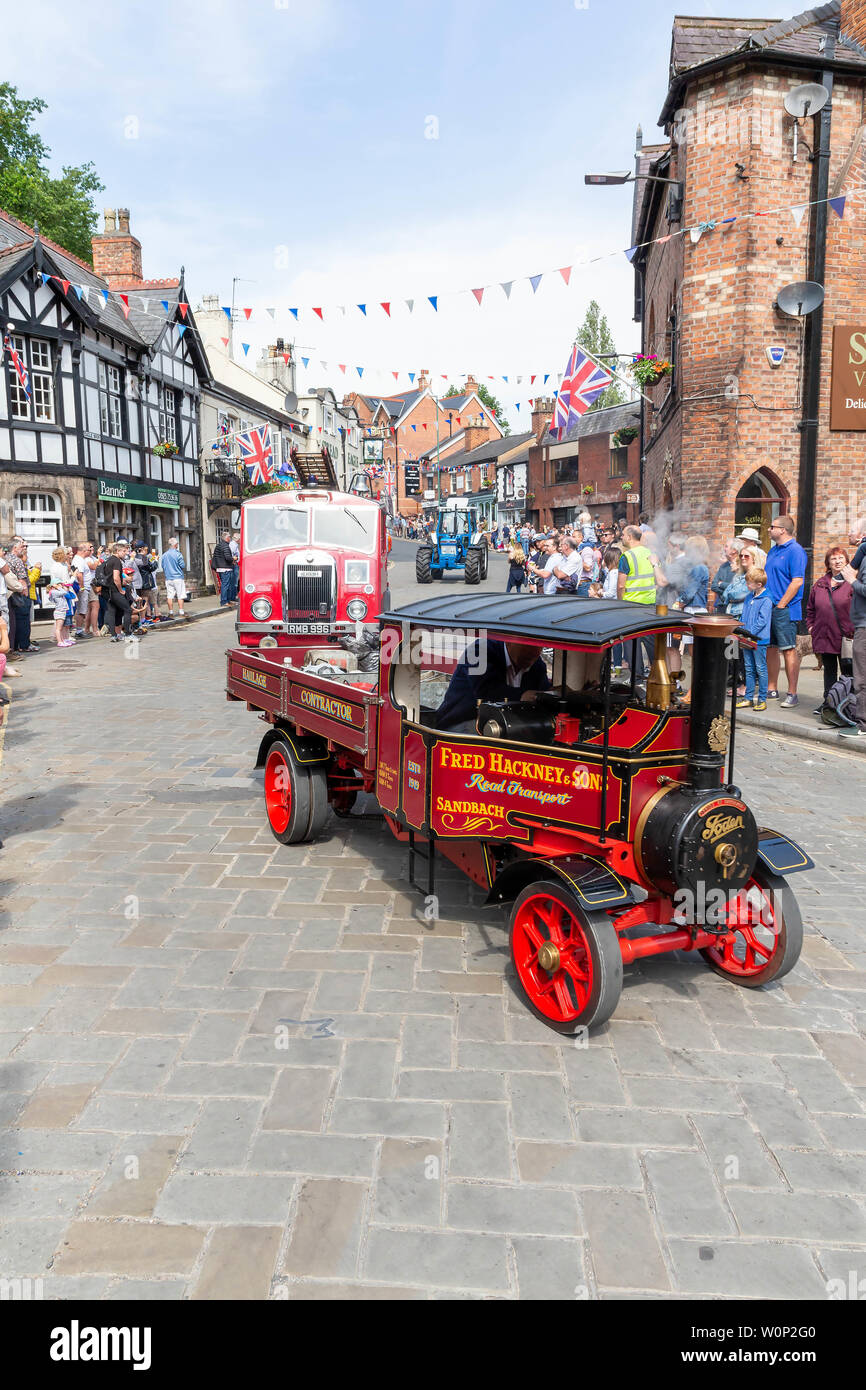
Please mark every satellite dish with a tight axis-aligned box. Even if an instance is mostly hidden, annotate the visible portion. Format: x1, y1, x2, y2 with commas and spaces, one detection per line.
784, 83, 830, 118
284, 390, 298, 413
776, 281, 825, 317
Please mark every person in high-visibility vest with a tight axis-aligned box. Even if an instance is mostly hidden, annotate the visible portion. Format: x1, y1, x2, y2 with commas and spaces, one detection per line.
617, 525, 659, 677
617, 526, 657, 605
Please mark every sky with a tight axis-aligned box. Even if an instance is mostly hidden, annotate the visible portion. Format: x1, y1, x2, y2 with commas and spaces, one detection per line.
4, 0, 797, 427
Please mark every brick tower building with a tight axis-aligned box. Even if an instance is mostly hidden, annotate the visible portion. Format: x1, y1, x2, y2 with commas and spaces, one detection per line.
633, 1, 866, 578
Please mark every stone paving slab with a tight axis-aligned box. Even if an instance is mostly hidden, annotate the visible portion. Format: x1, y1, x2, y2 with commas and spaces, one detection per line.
0, 597, 865, 1299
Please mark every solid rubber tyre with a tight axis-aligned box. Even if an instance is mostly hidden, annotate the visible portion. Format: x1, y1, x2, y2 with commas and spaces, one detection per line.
416, 548, 433, 584
464, 549, 482, 585
263, 741, 313, 844
699, 863, 804, 987
307, 764, 330, 839
509, 879, 623, 1034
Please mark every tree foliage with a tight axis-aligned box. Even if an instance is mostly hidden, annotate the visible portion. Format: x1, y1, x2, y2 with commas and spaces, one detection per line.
0, 82, 103, 263
575, 299, 627, 411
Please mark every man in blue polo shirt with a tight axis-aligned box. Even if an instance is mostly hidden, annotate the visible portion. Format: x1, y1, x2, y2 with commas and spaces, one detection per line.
765, 514, 808, 708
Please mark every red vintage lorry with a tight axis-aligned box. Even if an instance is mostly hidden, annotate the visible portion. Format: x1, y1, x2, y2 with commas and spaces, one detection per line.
227, 593, 813, 1033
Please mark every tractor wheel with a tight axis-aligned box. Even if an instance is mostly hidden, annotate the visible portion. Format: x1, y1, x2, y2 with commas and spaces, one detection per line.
509, 880, 623, 1034
263, 740, 314, 845
699, 864, 803, 987
416, 547, 433, 584
464, 548, 482, 585
480, 548, 489, 580
431, 568, 443, 580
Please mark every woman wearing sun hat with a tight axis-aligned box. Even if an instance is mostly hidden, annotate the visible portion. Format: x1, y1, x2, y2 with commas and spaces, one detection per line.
738, 526, 767, 568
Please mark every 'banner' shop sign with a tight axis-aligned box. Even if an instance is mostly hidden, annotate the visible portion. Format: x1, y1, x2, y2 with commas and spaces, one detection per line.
97, 477, 181, 508
830, 326, 866, 430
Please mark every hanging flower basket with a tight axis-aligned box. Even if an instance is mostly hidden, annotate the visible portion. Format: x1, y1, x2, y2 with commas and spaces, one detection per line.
153, 440, 179, 457
582, 484, 595, 496
630, 355, 673, 389
613, 426, 638, 448
620, 479, 633, 491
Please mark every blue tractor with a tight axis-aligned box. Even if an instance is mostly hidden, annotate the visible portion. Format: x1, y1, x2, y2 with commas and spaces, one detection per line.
415, 503, 489, 585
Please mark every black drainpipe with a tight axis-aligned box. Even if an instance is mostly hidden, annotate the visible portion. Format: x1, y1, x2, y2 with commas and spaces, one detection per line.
796, 20, 837, 603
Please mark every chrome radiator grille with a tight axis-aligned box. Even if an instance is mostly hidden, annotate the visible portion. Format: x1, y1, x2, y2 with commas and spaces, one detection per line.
282, 558, 336, 624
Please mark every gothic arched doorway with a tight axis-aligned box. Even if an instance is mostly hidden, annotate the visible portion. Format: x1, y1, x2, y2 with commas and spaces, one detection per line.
735, 467, 789, 554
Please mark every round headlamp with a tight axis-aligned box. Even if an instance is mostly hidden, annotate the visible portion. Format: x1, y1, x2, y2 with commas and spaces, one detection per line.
259, 635, 278, 648
251, 598, 272, 619
346, 599, 368, 621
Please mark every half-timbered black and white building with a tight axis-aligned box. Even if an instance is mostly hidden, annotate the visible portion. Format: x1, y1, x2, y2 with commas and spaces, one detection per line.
0, 206, 211, 580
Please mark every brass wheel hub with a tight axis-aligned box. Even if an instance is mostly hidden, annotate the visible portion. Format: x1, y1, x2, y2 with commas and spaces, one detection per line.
537, 941, 561, 973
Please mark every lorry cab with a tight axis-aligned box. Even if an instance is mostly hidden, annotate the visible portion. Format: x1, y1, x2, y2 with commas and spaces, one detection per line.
236, 489, 390, 653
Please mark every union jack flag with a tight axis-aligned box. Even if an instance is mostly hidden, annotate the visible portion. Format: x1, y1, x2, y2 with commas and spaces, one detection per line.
3, 333, 30, 399
237, 424, 273, 484
549, 345, 613, 440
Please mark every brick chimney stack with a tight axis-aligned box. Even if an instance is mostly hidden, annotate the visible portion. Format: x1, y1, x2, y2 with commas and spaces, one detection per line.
841, 0, 866, 45
416, 369, 430, 390
91, 207, 143, 288
464, 372, 480, 395
462, 412, 491, 454
532, 396, 554, 441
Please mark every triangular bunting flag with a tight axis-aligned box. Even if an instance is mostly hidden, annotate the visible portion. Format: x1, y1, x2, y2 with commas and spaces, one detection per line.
266, 307, 275, 318
411, 424, 416, 432
56, 277, 70, 294
392, 371, 399, 380
422, 423, 428, 431
829, 196, 846, 219
515, 403, 520, 411
408, 373, 415, 383
358, 304, 367, 315
790, 205, 807, 227
689, 227, 703, 245
177, 325, 187, 338
320, 360, 328, 370
242, 307, 252, 320
241, 342, 249, 354
118, 293, 130, 319
502, 375, 508, 383
73, 285, 84, 300
501, 281, 513, 299
220, 337, 229, 347
543, 374, 550, 385
472, 288, 484, 306
530, 375, 536, 385
624, 246, 638, 262
178, 302, 189, 319
338, 364, 346, 373
405, 299, 414, 313
40, 272, 51, 285
381, 302, 391, 317
558, 266, 572, 285
428, 296, 438, 312
140, 298, 149, 313
101, 289, 109, 304
721, 217, 736, 226
339, 306, 346, 316
313, 307, 323, 319
282, 353, 290, 365
301, 356, 309, 369
357, 367, 364, 378
456, 417, 461, 425
289, 308, 299, 320
529, 274, 542, 293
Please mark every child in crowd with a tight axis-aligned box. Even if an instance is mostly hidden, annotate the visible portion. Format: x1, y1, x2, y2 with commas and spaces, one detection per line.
47, 546, 77, 647
738, 566, 772, 711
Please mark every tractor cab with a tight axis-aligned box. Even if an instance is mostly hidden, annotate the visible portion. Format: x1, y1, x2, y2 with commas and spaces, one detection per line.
236, 488, 390, 655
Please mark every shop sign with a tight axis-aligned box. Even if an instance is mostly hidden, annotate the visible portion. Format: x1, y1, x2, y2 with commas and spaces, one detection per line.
830, 326, 866, 429
97, 477, 180, 509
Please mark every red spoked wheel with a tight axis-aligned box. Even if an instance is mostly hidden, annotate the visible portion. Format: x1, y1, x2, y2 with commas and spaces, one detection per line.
263, 740, 312, 845
509, 880, 623, 1034
699, 864, 803, 987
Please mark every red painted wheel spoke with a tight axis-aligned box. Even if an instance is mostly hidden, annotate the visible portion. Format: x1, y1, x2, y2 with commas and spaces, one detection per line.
512, 892, 594, 1024
709, 878, 782, 978
553, 973, 575, 1018
521, 917, 546, 952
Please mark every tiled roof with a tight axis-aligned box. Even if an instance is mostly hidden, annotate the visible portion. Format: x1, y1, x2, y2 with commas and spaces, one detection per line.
122, 285, 183, 348
462, 431, 534, 464
631, 143, 670, 247
668, 5, 866, 93
554, 401, 640, 446
0, 208, 145, 344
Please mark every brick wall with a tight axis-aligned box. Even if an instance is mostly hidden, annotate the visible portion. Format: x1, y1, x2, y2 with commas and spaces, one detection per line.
639, 58, 866, 572
842, 0, 866, 46
529, 432, 640, 528
91, 209, 143, 288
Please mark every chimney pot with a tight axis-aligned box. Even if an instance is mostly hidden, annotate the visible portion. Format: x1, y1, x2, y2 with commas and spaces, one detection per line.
104, 208, 117, 234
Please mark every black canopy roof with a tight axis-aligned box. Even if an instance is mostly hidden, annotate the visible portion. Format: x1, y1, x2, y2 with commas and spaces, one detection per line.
385, 593, 694, 647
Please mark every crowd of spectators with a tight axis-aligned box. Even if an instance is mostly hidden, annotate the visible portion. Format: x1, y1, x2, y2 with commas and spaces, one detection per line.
0, 533, 201, 688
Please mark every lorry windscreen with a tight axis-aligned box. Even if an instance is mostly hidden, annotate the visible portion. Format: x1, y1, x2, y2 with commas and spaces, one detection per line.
312, 507, 377, 554
244, 506, 308, 552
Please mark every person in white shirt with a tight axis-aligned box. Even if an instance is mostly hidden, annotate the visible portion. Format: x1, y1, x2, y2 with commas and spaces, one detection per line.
528, 538, 560, 595
550, 536, 583, 593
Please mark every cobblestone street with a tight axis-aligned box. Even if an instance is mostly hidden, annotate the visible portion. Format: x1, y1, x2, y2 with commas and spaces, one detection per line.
1, 583, 865, 1300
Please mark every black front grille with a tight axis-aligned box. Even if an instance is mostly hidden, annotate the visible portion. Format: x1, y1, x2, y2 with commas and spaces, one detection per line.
283, 559, 336, 623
